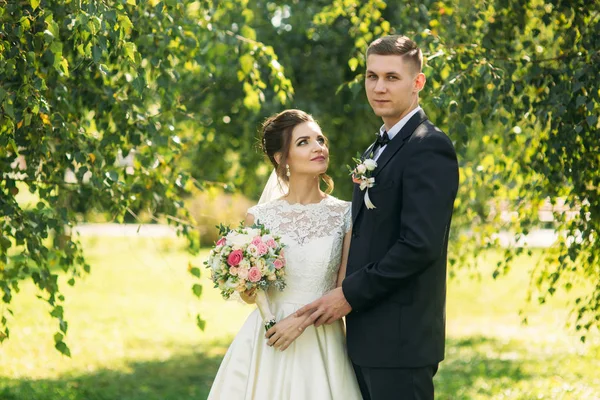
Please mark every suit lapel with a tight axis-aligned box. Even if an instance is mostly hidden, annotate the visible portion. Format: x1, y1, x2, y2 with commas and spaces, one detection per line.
373, 109, 428, 178
352, 109, 429, 224
351, 183, 363, 222
352, 136, 378, 223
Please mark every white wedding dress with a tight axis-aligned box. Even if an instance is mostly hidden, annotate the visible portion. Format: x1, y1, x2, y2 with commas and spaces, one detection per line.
208, 196, 362, 400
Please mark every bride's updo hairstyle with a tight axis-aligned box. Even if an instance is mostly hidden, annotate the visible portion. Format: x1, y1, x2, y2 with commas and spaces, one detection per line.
261, 109, 334, 194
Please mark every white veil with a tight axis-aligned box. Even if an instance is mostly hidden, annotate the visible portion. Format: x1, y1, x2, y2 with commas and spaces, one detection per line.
258, 169, 288, 204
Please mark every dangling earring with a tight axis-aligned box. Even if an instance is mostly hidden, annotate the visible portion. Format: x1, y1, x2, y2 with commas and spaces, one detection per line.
286, 164, 291, 177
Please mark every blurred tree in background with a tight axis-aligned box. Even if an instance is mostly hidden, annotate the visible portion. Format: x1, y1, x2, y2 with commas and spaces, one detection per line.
411, 0, 600, 339
0, 0, 292, 354
1, 0, 598, 351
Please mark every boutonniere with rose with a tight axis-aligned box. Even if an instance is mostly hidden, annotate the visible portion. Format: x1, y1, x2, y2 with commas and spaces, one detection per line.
348, 154, 378, 209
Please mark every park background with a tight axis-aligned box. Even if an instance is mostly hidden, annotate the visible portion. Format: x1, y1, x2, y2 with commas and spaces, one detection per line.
1, 0, 599, 399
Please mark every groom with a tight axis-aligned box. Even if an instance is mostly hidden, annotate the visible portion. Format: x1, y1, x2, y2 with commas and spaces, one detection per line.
295, 35, 459, 399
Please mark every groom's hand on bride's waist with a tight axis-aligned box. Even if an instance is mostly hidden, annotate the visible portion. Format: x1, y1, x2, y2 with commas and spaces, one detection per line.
295, 287, 352, 329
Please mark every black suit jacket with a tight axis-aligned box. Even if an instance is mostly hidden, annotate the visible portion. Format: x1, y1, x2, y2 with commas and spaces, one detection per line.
342, 109, 459, 368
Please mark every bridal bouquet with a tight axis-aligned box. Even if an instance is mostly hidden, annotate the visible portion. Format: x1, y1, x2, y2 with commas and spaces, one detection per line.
204, 223, 286, 330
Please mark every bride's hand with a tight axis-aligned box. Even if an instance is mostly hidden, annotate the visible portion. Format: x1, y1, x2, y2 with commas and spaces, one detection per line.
265, 313, 311, 351
240, 288, 256, 304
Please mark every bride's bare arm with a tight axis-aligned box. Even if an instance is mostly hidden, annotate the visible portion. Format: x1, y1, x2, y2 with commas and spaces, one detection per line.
336, 228, 352, 287
244, 212, 255, 227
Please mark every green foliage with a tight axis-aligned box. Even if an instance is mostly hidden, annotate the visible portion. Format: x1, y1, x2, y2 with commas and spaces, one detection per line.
0, 0, 291, 353
2, 0, 599, 351
413, 0, 600, 338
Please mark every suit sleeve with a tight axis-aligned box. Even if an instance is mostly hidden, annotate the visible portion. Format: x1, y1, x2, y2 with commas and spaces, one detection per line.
342, 133, 459, 312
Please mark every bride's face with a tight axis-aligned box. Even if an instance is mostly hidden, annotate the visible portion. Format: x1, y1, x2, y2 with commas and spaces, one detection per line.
285, 121, 329, 177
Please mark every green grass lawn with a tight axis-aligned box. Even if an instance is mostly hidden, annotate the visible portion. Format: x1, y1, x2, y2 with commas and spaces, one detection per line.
0, 237, 598, 399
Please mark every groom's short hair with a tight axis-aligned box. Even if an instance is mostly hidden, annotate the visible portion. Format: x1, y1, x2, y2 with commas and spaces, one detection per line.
366, 35, 423, 73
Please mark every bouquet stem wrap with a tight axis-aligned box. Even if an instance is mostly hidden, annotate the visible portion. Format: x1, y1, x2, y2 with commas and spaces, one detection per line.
255, 290, 276, 331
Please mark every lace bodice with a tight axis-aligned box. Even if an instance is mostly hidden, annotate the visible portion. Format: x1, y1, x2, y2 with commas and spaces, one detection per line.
248, 196, 351, 304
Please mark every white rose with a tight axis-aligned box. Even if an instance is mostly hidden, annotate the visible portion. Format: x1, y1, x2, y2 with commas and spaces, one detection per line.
356, 164, 367, 174
225, 278, 238, 289
239, 259, 250, 270
227, 232, 252, 248
247, 244, 259, 257
245, 228, 261, 237
210, 256, 222, 271
256, 258, 267, 272
363, 159, 377, 171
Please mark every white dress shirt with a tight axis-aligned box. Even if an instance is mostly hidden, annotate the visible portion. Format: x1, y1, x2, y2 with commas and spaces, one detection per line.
373, 106, 422, 161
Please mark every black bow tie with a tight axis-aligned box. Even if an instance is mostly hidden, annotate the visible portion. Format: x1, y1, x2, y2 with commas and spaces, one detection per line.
376, 131, 390, 147
371, 131, 390, 156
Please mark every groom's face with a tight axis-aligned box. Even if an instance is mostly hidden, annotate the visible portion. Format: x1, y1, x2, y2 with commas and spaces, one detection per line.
365, 54, 422, 127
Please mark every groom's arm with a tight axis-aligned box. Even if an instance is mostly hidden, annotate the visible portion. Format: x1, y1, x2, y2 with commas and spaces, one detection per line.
342, 133, 459, 312
336, 228, 352, 287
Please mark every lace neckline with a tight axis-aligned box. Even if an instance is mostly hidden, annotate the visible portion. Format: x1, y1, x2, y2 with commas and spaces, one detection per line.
273, 195, 331, 209
249, 195, 351, 247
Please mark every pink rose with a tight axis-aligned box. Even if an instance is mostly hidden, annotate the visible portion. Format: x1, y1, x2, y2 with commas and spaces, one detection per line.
247, 267, 262, 283
257, 243, 269, 256
216, 237, 226, 246
266, 239, 277, 248
273, 259, 284, 270
227, 250, 243, 267
251, 236, 262, 246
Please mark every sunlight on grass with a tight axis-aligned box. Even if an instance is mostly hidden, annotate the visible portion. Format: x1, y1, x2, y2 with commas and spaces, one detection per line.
0, 238, 598, 399
0, 237, 252, 399
441, 252, 600, 399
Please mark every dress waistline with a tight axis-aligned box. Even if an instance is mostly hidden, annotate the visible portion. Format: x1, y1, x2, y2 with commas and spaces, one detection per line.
268, 290, 325, 305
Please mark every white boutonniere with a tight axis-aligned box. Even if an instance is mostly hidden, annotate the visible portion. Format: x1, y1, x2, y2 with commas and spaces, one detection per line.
348, 154, 378, 209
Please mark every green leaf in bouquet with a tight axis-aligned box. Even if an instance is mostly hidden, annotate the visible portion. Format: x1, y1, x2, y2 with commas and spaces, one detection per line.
250, 221, 267, 233
216, 223, 231, 236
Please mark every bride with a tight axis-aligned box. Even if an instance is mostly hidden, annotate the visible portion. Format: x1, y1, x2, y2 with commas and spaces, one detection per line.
207, 109, 362, 399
